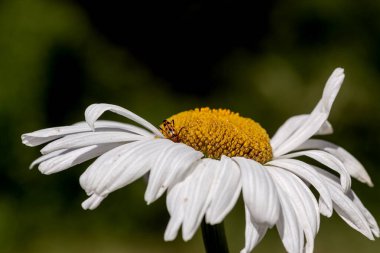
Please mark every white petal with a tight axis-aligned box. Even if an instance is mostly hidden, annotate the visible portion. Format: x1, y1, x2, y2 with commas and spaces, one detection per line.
145, 143, 203, 203
271, 114, 333, 150
80, 139, 170, 207
39, 144, 119, 174
280, 149, 351, 192
206, 156, 241, 224
269, 167, 320, 234
273, 68, 345, 157
240, 205, 268, 253
22, 125, 92, 147
267, 158, 333, 217
164, 178, 189, 241
30, 149, 68, 169
182, 159, 219, 241
22, 120, 154, 147
273, 113, 326, 157
144, 143, 178, 203
348, 191, 379, 237
320, 68, 345, 111
315, 168, 379, 237
274, 180, 304, 253
268, 167, 319, 253
313, 167, 374, 239
165, 159, 218, 241
317, 120, 333, 135
233, 157, 280, 226
271, 115, 309, 149
96, 140, 167, 192
330, 188, 374, 240
158, 146, 203, 196
85, 103, 163, 137
41, 131, 148, 154
296, 139, 373, 186
74, 120, 154, 137
81, 194, 105, 210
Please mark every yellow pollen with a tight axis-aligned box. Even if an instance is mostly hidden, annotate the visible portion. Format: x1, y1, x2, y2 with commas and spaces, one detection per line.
160, 107, 272, 164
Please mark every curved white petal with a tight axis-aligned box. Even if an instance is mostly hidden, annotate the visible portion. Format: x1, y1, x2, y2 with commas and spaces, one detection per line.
182, 159, 219, 241
80, 139, 170, 209
39, 144, 119, 175
144, 143, 182, 203
267, 158, 333, 217
145, 143, 203, 204
22, 120, 154, 147
83, 141, 149, 193
30, 149, 68, 169
74, 120, 154, 137
41, 131, 148, 154
240, 205, 268, 253
233, 157, 280, 226
268, 167, 319, 253
273, 112, 326, 157
85, 103, 163, 137
271, 114, 333, 150
164, 177, 190, 241
206, 156, 241, 225
81, 194, 105, 210
347, 191, 379, 237
273, 68, 345, 157
329, 187, 374, 240
313, 167, 374, 239
271, 115, 309, 149
296, 139, 373, 186
165, 159, 219, 241
280, 149, 351, 192
317, 120, 333, 135
22, 125, 91, 147
158, 146, 204, 197
95, 140, 169, 194
274, 179, 304, 253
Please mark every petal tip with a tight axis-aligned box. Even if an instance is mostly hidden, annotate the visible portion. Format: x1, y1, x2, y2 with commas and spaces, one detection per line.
366, 179, 374, 188
29, 163, 35, 170
81, 194, 105, 210
164, 231, 176, 242
331, 67, 345, 79
21, 134, 32, 146
334, 67, 344, 73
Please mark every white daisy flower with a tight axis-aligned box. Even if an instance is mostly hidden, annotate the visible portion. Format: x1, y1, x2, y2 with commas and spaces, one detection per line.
22, 67, 378, 253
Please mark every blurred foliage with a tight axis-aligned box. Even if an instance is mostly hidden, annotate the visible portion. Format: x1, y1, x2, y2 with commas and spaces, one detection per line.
0, 0, 379, 252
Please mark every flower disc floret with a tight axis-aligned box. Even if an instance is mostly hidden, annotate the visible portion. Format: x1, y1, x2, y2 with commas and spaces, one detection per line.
161, 107, 272, 163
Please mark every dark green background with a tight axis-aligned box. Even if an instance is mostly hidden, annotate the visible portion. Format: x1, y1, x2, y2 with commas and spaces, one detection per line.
0, 0, 379, 252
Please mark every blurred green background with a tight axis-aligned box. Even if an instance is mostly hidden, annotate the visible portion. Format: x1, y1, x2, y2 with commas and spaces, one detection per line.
0, 0, 379, 252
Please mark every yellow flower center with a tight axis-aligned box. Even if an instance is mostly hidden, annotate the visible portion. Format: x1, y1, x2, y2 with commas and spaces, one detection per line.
161, 107, 272, 164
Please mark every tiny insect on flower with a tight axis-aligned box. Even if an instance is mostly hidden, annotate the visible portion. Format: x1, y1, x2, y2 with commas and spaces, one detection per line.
160, 119, 184, 143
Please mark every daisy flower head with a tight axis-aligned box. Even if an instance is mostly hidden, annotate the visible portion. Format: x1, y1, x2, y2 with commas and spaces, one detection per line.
22, 67, 378, 253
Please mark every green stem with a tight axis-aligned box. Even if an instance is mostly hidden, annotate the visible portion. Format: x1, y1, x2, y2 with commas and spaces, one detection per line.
201, 220, 229, 253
